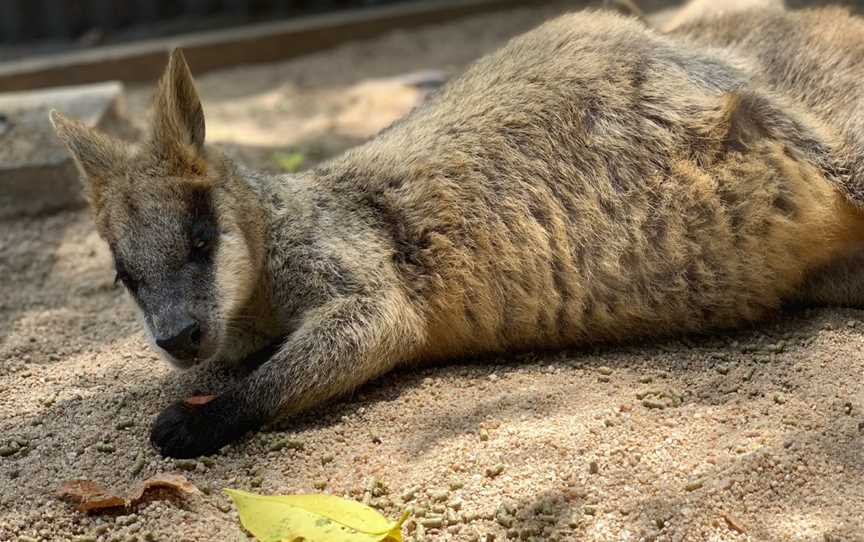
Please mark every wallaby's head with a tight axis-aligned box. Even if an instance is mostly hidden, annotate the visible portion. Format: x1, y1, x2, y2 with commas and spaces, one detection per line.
51, 50, 265, 369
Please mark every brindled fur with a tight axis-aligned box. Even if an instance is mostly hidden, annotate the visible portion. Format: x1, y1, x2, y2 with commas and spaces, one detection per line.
51, 7, 864, 457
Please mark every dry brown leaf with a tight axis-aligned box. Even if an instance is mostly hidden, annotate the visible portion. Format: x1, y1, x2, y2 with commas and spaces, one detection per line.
128, 473, 200, 502
58, 473, 200, 512
57, 480, 125, 511
185, 394, 216, 406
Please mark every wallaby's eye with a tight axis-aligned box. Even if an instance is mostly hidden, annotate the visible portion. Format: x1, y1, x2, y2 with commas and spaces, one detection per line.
190, 219, 217, 261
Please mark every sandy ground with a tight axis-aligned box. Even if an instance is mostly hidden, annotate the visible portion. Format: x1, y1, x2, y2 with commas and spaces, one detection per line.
2, 3, 864, 542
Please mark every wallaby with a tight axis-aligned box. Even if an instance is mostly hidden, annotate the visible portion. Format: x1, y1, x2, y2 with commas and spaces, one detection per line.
51, 6, 864, 458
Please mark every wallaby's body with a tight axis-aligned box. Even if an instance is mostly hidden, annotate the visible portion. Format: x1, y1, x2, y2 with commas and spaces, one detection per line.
52, 7, 864, 458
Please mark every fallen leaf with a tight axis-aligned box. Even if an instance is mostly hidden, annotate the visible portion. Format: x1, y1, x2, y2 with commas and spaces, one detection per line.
185, 394, 216, 406
57, 480, 125, 511
225, 488, 408, 542
128, 474, 200, 502
272, 151, 306, 173
58, 473, 200, 512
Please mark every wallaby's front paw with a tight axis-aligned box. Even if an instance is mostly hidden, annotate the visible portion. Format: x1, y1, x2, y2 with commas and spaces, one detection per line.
150, 398, 257, 458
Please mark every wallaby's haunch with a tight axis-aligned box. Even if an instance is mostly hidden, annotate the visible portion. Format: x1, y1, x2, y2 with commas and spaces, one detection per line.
52, 7, 864, 458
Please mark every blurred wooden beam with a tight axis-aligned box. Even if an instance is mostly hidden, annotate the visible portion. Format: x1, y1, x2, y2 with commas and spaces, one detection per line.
0, 0, 542, 91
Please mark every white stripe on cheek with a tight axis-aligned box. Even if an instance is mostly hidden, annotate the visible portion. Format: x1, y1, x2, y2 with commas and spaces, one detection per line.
212, 231, 258, 348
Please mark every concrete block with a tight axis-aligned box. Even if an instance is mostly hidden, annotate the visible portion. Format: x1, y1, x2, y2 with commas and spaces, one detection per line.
0, 81, 132, 219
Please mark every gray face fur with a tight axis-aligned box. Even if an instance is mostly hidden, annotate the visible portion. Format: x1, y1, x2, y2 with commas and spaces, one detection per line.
111, 183, 220, 367
50, 50, 266, 371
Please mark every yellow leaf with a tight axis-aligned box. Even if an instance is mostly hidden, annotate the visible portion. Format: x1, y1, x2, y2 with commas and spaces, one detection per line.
224, 488, 408, 542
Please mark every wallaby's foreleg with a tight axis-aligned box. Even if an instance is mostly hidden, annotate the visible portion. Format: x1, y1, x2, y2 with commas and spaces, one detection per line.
150, 293, 423, 458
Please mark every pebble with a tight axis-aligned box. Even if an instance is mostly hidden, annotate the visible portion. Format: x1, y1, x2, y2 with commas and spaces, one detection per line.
588, 461, 599, 474
190, 456, 212, 468
597, 366, 613, 376
764, 342, 785, 354
485, 464, 505, 478
495, 509, 514, 528
130, 458, 146, 476
367, 477, 388, 496
174, 459, 197, 471
269, 438, 305, 452
642, 399, 666, 409
115, 420, 134, 430
684, 480, 703, 492
95, 443, 115, 453
421, 517, 444, 529
116, 514, 137, 526
479, 429, 489, 442
0, 446, 16, 457
429, 489, 449, 502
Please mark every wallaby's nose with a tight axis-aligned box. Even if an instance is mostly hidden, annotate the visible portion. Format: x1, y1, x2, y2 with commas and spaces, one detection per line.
155, 319, 201, 359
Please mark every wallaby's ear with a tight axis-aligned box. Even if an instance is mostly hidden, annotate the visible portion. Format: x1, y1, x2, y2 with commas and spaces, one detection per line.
152, 49, 205, 155
50, 110, 129, 209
